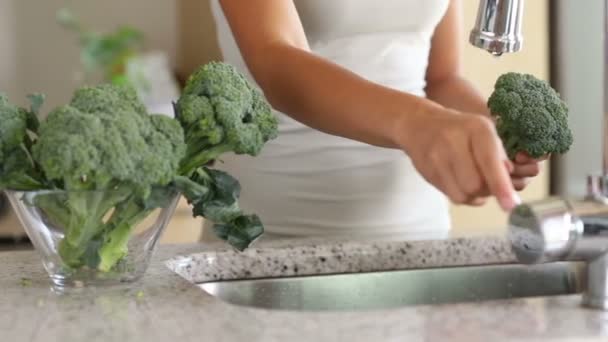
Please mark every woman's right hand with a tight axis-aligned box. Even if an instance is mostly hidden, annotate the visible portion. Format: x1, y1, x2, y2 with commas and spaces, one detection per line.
397, 107, 521, 212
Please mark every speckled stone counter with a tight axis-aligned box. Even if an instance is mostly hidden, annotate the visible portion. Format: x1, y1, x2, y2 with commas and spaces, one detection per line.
2, 235, 608, 342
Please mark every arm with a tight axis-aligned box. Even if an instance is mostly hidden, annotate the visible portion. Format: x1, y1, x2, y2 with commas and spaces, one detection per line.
218, 0, 439, 149
219, 0, 519, 211
425, 0, 489, 115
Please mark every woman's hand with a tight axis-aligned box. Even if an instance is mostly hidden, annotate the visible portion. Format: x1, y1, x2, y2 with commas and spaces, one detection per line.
398, 108, 521, 211
510, 152, 546, 191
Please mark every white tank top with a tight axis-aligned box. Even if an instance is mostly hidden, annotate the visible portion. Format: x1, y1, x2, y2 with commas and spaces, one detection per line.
210, 0, 452, 239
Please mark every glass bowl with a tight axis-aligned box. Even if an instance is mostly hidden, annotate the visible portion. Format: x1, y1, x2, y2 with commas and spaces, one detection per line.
5, 186, 180, 288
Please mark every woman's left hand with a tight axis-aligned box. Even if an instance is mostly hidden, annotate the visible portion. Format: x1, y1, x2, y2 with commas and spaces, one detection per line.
510, 152, 548, 191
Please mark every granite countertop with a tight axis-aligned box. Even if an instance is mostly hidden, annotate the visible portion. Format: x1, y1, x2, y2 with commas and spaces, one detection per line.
2, 235, 608, 342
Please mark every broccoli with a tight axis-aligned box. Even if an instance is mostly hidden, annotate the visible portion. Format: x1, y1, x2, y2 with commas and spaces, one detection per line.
487, 72, 573, 158
173, 61, 278, 250
0, 93, 45, 190
0, 61, 277, 275
175, 61, 279, 175
31, 84, 186, 270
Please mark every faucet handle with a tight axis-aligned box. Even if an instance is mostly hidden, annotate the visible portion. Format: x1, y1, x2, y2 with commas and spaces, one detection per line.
469, 0, 525, 55
508, 198, 583, 264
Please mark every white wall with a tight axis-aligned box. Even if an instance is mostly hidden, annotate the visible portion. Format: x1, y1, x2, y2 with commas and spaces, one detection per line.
553, 0, 604, 197
0, 0, 19, 101
5, 0, 178, 110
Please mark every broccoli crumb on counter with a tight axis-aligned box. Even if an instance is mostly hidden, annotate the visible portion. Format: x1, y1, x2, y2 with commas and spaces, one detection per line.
488, 72, 573, 159
19, 277, 32, 287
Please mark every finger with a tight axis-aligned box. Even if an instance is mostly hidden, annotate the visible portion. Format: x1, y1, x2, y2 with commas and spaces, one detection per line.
449, 139, 485, 199
515, 152, 533, 163
515, 152, 532, 164
473, 132, 521, 211
511, 163, 541, 178
512, 177, 530, 191
515, 152, 550, 163
466, 197, 488, 206
440, 166, 468, 204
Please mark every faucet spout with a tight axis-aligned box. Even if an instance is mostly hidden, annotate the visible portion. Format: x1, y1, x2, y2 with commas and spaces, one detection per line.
469, 0, 525, 55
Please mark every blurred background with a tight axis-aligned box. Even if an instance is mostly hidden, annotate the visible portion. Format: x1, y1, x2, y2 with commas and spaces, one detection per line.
0, 0, 600, 249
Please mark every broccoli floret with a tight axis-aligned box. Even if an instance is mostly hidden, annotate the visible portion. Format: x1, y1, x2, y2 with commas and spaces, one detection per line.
33, 85, 184, 193
175, 61, 279, 175
488, 72, 573, 158
71, 83, 147, 116
0, 94, 45, 190
31, 84, 186, 270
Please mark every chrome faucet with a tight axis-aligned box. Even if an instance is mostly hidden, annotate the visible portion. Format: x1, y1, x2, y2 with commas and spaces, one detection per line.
470, 0, 608, 310
469, 0, 525, 56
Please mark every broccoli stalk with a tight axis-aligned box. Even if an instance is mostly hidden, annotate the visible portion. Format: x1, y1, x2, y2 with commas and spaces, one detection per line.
97, 200, 150, 272
487, 72, 573, 158
97, 186, 178, 272
53, 189, 130, 268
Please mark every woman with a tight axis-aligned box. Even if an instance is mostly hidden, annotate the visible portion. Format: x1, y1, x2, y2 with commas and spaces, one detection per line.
206, 0, 542, 240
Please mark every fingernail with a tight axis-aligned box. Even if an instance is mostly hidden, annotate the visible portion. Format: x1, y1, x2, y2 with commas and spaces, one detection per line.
500, 192, 521, 212
512, 192, 522, 206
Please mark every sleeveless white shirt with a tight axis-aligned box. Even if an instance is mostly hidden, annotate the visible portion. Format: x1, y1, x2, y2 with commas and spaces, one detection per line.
209, 0, 452, 239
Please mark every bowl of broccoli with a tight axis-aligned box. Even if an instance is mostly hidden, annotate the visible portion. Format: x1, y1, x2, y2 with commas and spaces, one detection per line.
0, 61, 279, 288
6, 187, 181, 287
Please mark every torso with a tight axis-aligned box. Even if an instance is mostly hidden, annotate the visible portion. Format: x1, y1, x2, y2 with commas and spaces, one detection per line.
209, 0, 452, 239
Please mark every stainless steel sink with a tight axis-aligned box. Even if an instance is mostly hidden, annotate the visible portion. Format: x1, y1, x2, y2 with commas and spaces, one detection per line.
199, 262, 586, 311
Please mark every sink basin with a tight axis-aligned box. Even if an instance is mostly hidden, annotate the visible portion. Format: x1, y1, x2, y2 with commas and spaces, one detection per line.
199, 262, 586, 311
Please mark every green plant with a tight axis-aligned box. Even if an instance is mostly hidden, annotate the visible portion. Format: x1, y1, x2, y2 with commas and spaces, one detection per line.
56, 7, 146, 88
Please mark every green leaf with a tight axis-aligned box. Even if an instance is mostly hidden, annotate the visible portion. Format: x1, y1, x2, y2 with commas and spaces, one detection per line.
56, 7, 81, 31
27, 93, 45, 115
110, 74, 129, 86
192, 169, 242, 222
213, 215, 264, 251
23, 93, 44, 131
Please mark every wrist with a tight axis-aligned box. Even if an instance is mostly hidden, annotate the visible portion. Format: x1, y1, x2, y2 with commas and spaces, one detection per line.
391, 96, 448, 154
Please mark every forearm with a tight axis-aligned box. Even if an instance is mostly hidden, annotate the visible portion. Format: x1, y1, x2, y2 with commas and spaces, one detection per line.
248, 44, 444, 149
425, 76, 490, 116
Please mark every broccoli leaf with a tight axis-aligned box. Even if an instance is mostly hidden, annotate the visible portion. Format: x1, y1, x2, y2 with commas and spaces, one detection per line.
192, 169, 242, 223
213, 215, 264, 251
176, 167, 261, 250
27, 93, 45, 116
